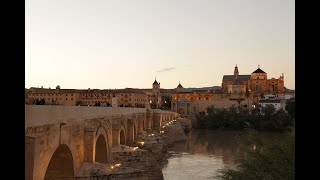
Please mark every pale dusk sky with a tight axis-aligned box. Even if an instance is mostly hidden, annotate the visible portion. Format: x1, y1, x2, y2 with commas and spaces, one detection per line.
26, 0, 294, 89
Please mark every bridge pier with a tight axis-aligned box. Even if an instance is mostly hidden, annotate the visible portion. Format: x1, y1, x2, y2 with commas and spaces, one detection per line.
84, 129, 95, 163
152, 112, 162, 132
126, 119, 135, 146
137, 115, 145, 133
112, 124, 126, 146
146, 109, 153, 133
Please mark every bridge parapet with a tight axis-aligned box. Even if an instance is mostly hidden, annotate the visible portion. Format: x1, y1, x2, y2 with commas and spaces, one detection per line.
25, 105, 147, 128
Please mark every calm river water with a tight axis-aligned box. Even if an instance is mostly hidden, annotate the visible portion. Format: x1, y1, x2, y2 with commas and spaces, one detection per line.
162, 129, 287, 180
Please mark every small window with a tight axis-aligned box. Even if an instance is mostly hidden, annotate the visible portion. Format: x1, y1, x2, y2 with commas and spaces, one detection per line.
66, 94, 68, 96
71, 98, 73, 100
66, 98, 68, 100
71, 94, 73, 96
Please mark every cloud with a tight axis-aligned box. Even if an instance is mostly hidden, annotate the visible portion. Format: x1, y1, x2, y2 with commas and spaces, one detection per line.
156, 67, 176, 73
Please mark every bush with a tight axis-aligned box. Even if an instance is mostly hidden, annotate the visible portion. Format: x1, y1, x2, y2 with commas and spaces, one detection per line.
196, 105, 293, 131
216, 129, 295, 180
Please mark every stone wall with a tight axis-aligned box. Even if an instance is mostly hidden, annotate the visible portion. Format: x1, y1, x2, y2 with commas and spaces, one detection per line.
25, 105, 147, 127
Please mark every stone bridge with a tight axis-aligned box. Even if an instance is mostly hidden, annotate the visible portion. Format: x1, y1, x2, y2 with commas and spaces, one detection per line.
25, 105, 179, 180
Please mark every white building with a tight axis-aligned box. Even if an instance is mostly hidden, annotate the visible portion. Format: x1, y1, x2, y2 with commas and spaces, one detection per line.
258, 99, 287, 111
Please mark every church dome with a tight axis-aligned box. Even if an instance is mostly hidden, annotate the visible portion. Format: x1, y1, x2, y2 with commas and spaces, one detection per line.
252, 66, 266, 73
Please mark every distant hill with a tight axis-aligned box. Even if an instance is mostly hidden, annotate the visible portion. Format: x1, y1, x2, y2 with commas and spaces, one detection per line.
285, 88, 295, 93
183, 86, 221, 92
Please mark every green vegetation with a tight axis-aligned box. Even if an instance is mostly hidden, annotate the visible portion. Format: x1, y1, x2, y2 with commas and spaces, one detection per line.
216, 129, 295, 180
32, 98, 46, 105
160, 95, 172, 110
285, 99, 295, 121
196, 100, 295, 131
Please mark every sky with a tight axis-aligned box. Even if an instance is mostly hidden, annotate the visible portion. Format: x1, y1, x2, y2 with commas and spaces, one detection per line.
26, 0, 295, 90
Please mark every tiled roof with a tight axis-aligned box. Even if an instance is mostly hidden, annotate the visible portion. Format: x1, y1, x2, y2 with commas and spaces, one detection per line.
160, 89, 175, 93
252, 68, 266, 74
153, 80, 159, 85
223, 75, 251, 81
232, 79, 243, 85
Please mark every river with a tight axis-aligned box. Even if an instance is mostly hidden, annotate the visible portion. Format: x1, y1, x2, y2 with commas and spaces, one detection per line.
162, 129, 288, 180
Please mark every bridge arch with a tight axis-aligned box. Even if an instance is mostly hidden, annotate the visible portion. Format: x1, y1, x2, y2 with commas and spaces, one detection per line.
137, 117, 146, 133
95, 126, 109, 163
112, 122, 127, 146
120, 129, 125, 145
134, 121, 138, 137
143, 118, 145, 131
44, 144, 74, 180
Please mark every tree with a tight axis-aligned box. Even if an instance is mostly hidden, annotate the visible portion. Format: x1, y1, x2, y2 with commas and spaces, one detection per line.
245, 90, 251, 113
285, 99, 295, 120
216, 129, 295, 180
76, 101, 83, 106
196, 111, 207, 128
195, 104, 292, 131
237, 98, 243, 111
39, 98, 45, 105
262, 104, 276, 116
273, 109, 292, 131
160, 95, 171, 110
251, 104, 261, 115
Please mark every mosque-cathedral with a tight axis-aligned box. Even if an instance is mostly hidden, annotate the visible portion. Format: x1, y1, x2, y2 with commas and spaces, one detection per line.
222, 65, 285, 94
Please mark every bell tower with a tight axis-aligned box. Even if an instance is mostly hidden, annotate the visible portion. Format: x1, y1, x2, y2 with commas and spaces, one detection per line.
234, 64, 239, 76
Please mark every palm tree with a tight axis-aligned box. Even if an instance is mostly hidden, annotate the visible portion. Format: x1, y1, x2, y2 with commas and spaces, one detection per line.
245, 90, 251, 114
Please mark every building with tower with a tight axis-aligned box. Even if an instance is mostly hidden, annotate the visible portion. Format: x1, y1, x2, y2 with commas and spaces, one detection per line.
150, 78, 161, 108
222, 65, 285, 94
176, 82, 184, 92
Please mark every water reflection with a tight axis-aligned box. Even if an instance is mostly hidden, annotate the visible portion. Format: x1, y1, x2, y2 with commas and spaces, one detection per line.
162, 129, 287, 180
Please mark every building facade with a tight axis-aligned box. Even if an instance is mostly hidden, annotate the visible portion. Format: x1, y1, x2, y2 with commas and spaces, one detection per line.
25, 86, 148, 107
222, 65, 285, 94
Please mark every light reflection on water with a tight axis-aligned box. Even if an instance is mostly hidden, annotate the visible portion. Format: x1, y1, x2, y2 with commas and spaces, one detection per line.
162, 129, 285, 180
162, 154, 225, 180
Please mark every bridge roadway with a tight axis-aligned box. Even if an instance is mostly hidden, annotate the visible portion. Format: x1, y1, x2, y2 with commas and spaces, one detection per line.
25, 105, 179, 180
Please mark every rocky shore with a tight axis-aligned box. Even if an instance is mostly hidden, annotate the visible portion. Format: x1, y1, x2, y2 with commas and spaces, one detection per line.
75, 118, 192, 180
